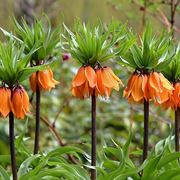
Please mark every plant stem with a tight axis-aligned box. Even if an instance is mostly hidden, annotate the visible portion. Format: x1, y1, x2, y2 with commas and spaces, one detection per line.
91, 90, 96, 180
170, 0, 175, 37
9, 111, 17, 180
170, 0, 180, 38
143, 99, 149, 161
142, 0, 147, 30
175, 107, 180, 151
34, 73, 41, 154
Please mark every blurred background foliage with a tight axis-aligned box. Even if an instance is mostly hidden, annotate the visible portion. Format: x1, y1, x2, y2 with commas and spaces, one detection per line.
0, 0, 179, 166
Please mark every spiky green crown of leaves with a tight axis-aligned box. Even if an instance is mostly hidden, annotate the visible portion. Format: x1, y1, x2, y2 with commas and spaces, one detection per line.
0, 39, 43, 86
120, 25, 174, 72
163, 44, 180, 83
64, 20, 135, 67
1, 17, 61, 64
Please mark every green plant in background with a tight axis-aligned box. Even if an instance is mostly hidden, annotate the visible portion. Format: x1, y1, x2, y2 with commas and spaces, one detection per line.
0, 39, 42, 180
97, 132, 180, 180
13, 17, 61, 155
161, 44, 180, 151
0, 17, 61, 155
121, 25, 175, 161
1, 124, 180, 180
64, 20, 135, 179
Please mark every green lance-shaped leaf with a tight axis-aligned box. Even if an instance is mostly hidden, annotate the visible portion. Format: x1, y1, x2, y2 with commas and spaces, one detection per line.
162, 44, 180, 82
120, 24, 173, 72
0, 16, 61, 64
64, 20, 131, 66
0, 165, 10, 180
0, 39, 44, 86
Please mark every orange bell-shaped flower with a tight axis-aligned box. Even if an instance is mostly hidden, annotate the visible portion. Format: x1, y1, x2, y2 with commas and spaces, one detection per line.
124, 71, 173, 104
95, 67, 124, 97
160, 82, 180, 110
11, 86, 29, 119
72, 65, 97, 99
29, 67, 59, 92
148, 72, 174, 104
124, 73, 149, 103
0, 86, 11, 117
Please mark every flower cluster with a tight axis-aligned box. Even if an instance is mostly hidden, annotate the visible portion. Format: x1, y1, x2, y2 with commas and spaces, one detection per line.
124, 71, 174, 104
72, 65, 124, 99
160, 82, 180, 110
30, 67, 59, 92
0, 85, 29, 119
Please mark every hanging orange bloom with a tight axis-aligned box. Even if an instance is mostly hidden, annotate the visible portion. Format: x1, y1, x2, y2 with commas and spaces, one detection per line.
0, 87, 11, 117
124, 73, 149, 103
148, 72, 174, 104
29, 67, 59, 92
95, 67, 124, 97
72, 65, 97, 99
124, 71, 174, 104
11, 86, 29, 119
160, 82, 180, 110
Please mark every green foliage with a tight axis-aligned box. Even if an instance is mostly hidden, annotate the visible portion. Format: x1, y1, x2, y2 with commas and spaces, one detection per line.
0, 17, 61, 63
98, 134, 180, 180
0, 39, 42, 86
0, 165, 9, 180
2, 125, 180, 180
120, 25, 174, 72
64, 20, 134, 66
163, 44, 180, 82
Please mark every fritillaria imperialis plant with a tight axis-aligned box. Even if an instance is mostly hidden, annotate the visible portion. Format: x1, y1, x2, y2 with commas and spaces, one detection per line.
11, 18, 60, 154
0, 40, 42, 180
65, 21, 134, 179
121, 26, 174, 161
161, 45, 180, 151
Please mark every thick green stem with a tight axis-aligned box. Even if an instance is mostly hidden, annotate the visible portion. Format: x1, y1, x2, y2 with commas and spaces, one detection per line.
143, 99, 149, 161
34, 74, 41, 154
175, 107, 180, 151
91, 90, 96, 180
9, 112, 17, 180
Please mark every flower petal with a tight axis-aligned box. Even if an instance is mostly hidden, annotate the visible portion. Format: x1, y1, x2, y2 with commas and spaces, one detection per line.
72, 67, 86, 87
85, 66, 97, 88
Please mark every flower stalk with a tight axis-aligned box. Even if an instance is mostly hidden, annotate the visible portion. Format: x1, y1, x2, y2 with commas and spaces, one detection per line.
9, 87, 17, 180
34, 72, 41, 154
91, 90, 96, 180
175, 107, 180, 151
143, 99, 149, 161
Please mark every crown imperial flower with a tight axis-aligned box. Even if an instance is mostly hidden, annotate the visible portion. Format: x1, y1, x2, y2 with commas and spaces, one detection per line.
11, 86, 29, 119
124, 72, 174, 103
30, 67, 59, 92
95, 66, 124, 98
0, 86, 11, 117
72, 66, 96, 99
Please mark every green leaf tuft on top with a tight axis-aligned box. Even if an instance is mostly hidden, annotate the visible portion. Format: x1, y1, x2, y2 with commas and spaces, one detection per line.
0, 16, 61, 65
162, 44, 180, 83
119, 24, 174, 72
64, 20, 133, 66
0, 39, 44, 86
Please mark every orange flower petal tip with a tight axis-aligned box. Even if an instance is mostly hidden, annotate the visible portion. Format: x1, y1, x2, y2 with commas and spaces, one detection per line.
160, 82, 180, 110
11, 86, 29, 119
72, 65, 96, 99
0, 87, 11, 117
29, 67, 59, 92
124, 73, 146, 103
148, 72, 173, 104
124, 71, 173, 104
72, 65, 123, 99
95, 66, 123, 98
